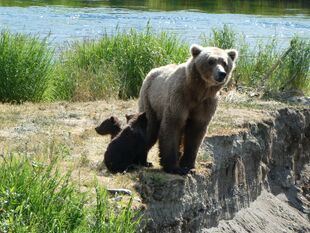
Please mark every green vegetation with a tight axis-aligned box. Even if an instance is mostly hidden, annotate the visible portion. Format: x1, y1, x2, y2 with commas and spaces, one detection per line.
52, 25, 188, 100
0, 30, 54, 103
202, 25, 310, 96
268, 37, 310, 94
0, 26, 309, 103
0, 154, 141, 232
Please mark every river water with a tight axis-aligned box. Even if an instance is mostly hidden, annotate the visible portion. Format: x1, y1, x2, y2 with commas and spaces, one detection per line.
0, 1, 309, 48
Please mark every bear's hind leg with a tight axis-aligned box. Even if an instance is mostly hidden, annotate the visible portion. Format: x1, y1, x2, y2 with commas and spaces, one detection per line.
180, 120, 207, 169
146, 110, 160, 151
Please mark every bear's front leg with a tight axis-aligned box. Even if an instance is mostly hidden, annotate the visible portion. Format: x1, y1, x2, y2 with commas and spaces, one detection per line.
180, 120, 208, 169
158, 116, 189, 175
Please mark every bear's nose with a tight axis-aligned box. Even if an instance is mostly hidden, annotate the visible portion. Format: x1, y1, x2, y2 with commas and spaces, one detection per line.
217, 71, 226, 82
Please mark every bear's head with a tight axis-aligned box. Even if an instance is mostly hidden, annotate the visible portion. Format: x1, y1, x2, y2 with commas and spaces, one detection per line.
189, 44, 238, 86
95, 116, 121, 136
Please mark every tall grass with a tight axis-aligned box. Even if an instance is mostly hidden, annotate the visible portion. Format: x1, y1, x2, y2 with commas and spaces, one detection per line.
51, 25, 188, 100
1, 26, 309, 103
201, 24, 237, 49
269, 36, 310, 94
0, 30, 54, 103
203, 25, 310, 95
0, 154, 141, 232
236, 38, 279, 88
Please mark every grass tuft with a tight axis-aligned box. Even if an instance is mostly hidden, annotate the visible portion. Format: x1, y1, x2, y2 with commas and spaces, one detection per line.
201, 24, 237, 49
0, 30, 54, 103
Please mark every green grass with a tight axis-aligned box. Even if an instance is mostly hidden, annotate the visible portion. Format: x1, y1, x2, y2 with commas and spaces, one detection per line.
51, 25, 188, 101
0, 26, 309, 103
202, 25, 310, 95
268, 36, 310, 95
201, 24, 237, 49
0, 30, 54, 103
0, 154, 141, 232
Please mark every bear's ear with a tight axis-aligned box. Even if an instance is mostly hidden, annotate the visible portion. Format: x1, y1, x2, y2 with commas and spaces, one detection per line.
110, 116, 115, 123
125, 114, 134, 122
137, 112, 147, 122
190, 44, 203, 57
226, 49, 238, 62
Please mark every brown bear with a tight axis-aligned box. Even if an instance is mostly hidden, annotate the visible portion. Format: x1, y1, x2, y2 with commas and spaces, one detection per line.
104, 112, 151, 174
138, 45, 238, 175
95, 116, 122, 140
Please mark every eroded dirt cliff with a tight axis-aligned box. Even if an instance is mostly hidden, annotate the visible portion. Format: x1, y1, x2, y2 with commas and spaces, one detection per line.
137, 107, 310, 232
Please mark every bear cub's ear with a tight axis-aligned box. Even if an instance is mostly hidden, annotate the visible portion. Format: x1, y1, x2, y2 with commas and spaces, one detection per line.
137, 112, 147, 126
226, 49, 238, 62
190, 44, 203, 57
110, 116, 116, 123
138, 112, 147, 121
125, 114, 135, 123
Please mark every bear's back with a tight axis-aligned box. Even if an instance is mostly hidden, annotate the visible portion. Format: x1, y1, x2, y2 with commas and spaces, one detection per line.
140, 63, 187, 119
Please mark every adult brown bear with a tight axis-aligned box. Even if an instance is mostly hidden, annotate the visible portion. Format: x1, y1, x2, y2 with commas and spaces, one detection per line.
138, 45, 238, 175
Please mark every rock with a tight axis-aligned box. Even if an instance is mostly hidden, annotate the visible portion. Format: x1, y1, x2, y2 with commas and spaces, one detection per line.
107, 188, 132, 196
287, 96, 310, 106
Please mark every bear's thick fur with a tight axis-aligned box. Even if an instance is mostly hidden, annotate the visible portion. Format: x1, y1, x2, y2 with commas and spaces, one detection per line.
104, 112, 149, 173
138, 45, 238, 175
95, 116, 122, 140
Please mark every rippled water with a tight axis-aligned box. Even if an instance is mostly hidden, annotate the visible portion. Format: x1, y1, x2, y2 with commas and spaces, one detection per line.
0, 5, 309, 48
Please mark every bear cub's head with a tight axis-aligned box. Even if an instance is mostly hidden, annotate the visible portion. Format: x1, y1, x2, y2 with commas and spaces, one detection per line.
95, 116, 121, 136
190, 44, 238, 86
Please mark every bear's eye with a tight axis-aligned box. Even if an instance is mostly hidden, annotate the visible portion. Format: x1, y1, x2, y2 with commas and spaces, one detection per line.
222, 61, 228, 69
208, 59, 216, 66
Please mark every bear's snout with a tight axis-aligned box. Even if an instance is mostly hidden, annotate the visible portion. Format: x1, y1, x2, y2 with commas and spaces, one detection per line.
216, 71, 226, 83
95, 126, 102, 134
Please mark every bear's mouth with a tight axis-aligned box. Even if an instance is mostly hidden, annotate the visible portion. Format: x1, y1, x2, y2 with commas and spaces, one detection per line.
210, 76, 226, 86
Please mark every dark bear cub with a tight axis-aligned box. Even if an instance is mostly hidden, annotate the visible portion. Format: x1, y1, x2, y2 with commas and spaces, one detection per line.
104, 112, 151, 174
95, 116, 122, 140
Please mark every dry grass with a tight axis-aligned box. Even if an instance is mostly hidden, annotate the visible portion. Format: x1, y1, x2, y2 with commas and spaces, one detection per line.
0, 95, 288, 197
